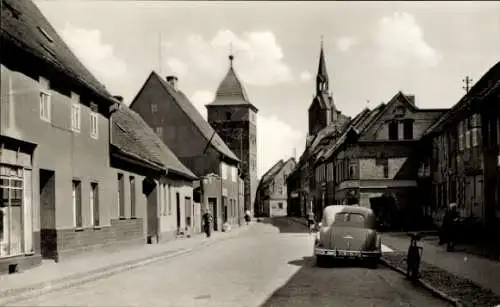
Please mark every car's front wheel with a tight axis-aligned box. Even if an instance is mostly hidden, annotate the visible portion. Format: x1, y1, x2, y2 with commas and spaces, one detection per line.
316, 255, 328, 267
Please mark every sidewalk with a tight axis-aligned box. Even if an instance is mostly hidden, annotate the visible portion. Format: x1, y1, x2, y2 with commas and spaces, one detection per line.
0, 224, 253, 305
382, 233, 500, 296
382, 233, 500, 306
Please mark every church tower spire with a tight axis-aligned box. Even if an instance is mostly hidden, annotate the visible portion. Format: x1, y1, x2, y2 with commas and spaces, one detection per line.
316, 36, 329, 95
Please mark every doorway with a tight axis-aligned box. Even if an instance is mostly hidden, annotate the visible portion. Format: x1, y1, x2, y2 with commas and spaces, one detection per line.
143, 179, 158, 244
176, 192, 181, 230
39, 169, 56, 260
223, 196, 228, 223
208, 197, 218, 231
184, 197, 192, 228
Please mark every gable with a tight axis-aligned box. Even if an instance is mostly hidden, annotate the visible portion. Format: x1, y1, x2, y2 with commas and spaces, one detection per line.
130, 72, 239, 164
359, 92, 417, 141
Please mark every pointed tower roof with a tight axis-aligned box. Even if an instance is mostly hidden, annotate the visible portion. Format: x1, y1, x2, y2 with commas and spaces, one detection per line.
317, 38, 328, 83
207, 54, 258, 112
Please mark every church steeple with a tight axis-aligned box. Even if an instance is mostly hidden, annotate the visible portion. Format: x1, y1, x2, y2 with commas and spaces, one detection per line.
316, 37, 329, 95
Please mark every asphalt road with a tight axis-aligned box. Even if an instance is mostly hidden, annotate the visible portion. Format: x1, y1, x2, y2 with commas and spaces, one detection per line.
11, 218, 452, 307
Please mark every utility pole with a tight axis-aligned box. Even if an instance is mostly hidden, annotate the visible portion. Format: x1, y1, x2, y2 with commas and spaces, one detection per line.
158, 31, 162, 75
462, 76, 473, 93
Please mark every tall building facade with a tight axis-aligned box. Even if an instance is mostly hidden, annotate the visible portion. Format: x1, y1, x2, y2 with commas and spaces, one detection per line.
206, 54, 259, 215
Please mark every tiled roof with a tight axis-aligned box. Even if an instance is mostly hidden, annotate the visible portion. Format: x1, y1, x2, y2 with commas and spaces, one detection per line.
320, 105, 384, 162
260, 160, 284, 184
112, 105, 197, 180
149, 72, 239, 163
308, 117, 350, 155
207, 57, 258, 112
424, 61, 500, 136
1, 0, 115, 105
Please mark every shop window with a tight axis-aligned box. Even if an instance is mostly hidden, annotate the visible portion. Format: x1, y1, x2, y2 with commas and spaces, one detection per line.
0, 166, 24, 257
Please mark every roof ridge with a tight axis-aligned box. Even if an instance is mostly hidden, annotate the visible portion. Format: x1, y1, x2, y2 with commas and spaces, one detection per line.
150, 72, 239, 163
1, 0, 114, 105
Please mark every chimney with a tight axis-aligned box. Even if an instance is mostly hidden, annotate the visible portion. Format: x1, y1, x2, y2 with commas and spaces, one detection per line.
113, 95, 124, 102
166, 75, 178, 90
405, 95, 415, 106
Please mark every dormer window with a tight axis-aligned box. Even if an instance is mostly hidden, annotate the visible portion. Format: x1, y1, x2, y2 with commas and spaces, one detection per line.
37, 26, 54, 43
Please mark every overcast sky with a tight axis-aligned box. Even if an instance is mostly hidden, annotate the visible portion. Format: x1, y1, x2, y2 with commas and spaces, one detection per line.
35, 0, 500, 178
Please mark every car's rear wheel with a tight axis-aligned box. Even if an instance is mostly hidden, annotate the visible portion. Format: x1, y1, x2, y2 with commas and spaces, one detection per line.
316, 255, 328, 267
367, 257, 380, 269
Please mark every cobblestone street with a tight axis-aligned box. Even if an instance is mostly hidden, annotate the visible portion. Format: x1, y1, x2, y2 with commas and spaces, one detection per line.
9, 219, 450, 307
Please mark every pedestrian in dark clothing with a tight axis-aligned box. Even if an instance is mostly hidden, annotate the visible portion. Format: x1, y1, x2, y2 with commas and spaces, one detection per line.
439, 203, 460, 251
203, 211, 213, 238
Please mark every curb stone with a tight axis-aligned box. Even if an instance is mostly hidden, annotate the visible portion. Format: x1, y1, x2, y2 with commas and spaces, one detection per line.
380, 258, 466, 307
0, 225, 253, 306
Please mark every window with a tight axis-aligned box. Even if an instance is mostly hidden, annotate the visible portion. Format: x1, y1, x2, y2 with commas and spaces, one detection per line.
333, 212, 365, 228
118, 174, 125, 218
155, 127, 163, 138
497, 116, 500, 146
458, 121, 465, 151
388, 121, 398, 140
167, 185, 172, 215
226, 112, 231, 121
472, 128, 480, 147
39, 77, 51, 122
348, 164, 356, 179
403, 119, 413, 140
72, 180, 82, 228
278, 185, 283, 195
0, 166, 25, 257
130, 177, 136, 218
221, 163, 227, 180
162, 184, 168, 216
90, 103, 99, 139
37, 26, 54, 43
232, 166, 237, 182
90, 182, 100, 226
151, 104, 158, 113
278, 202, 283, 209
465, 130, 471, 149
71, 93, 81, 132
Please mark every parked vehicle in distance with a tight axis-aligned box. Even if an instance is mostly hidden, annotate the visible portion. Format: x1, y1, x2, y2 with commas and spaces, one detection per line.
313, 205, 382, 268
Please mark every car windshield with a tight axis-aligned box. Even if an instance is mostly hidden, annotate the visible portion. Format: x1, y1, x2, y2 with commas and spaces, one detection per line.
332, 212, 366, 228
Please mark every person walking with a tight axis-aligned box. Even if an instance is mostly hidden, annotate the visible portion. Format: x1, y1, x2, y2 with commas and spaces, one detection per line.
307, 208, 315, 234
244, 209, 251, 225
202, 210, 213, 238
439, 203, 460, 251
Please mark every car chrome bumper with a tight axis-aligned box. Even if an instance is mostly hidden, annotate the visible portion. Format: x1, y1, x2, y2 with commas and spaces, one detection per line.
314, 247, 381, 258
